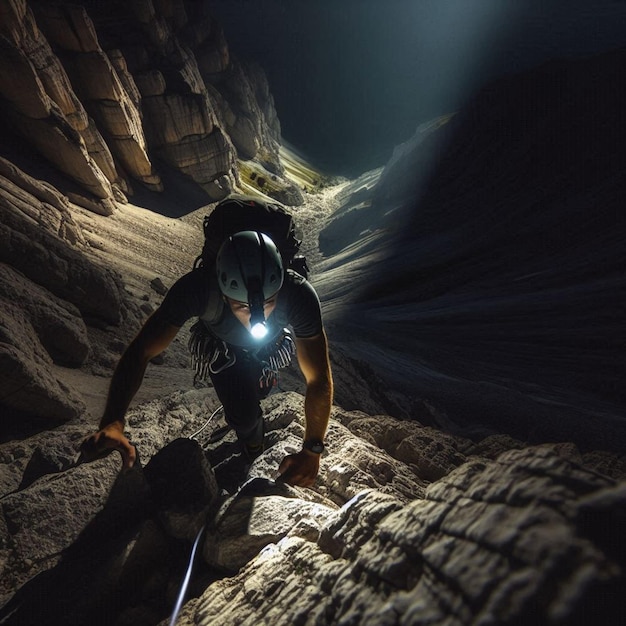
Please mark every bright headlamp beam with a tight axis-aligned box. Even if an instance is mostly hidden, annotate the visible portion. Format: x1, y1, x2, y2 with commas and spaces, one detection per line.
251, 322, 268, 339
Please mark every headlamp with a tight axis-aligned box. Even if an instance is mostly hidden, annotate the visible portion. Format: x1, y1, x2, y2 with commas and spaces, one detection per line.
248, 285, 268, 340
250, 321, 268, 339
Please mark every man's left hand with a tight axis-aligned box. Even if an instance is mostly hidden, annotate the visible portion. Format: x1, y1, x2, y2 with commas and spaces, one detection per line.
277, 449, 320, 487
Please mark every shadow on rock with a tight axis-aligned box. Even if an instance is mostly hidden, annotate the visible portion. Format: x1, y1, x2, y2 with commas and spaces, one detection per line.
0, 439, 221, 626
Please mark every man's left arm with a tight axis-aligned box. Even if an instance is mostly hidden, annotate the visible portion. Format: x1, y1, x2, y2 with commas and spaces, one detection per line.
277, 329, 333, 486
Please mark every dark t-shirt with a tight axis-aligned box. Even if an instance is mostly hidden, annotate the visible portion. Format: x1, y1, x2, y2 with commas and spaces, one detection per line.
159, 268, 323, 348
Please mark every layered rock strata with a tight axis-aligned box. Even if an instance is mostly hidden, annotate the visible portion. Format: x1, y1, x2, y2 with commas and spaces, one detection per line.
0, 0, 300, 208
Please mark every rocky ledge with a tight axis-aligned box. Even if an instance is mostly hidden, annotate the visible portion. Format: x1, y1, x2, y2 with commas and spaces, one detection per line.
1, 391, 624, 625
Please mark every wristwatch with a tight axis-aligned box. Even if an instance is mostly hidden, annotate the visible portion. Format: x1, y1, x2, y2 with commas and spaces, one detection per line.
302, 439, 325, 454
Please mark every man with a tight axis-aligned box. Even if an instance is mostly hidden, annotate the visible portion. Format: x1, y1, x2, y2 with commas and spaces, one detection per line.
82, 229, 333, 487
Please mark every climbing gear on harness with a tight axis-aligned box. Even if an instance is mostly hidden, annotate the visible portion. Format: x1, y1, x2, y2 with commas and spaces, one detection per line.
188, 321, 236, 384
254, 329, 296, 390
188, 321, 296, 391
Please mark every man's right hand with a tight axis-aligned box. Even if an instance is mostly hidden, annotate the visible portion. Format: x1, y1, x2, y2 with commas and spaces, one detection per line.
79, 422, 136, 471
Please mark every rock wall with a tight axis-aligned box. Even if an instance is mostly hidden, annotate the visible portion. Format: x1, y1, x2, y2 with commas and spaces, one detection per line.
0, 0, 299, 207
0, 156, 128, 424
317, 48, 626, 454
0, 0, 118, 210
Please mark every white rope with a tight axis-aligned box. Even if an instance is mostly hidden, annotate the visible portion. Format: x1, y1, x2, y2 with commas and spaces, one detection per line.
188, 405, 223, 440
169, 523, 206, 626
166, 403, 225, 624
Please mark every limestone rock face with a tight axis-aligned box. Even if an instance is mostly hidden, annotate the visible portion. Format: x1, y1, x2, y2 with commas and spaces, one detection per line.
1, 390, 623, 625
0, 0, 301, 208
84, 0, 240, 201
0, 188, 124, 325
188, 437, 626, 626
217, 60, 282, 166
0, 0, 117, 202
35, 1, 162, 191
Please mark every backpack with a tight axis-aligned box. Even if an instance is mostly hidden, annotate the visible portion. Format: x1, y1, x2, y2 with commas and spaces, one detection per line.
193, 194, 309, 279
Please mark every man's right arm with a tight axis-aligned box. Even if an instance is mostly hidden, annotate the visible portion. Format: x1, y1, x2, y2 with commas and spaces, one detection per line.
81, 310, 180, 469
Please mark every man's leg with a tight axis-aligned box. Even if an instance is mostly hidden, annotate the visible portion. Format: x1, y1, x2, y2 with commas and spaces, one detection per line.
208, 352, 264, 454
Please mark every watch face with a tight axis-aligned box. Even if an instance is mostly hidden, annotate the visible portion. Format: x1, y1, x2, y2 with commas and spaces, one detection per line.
304, 440, 324, 454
